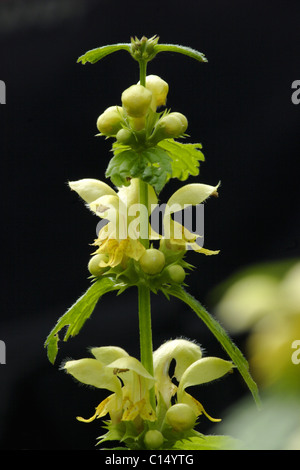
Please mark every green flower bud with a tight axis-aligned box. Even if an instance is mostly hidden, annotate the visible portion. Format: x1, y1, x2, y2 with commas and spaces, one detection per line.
170, 112, 188, 132
158, 112, 188, 137
88, 254, 109, 276
165, 404, 197, 432
96, 106, 124, 136
149, 112, 188, 144
139, 248, 165, 275
121, 84, 152, 118
144, 430, 164, 450
166, 265, 186, 284
116, 128, 136, 145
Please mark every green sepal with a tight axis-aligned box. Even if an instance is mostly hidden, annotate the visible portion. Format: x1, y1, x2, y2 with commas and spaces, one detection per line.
77, 43, 131, 64
157, 138, 205, 181
166, 285, 261, 407
171, 434, 243, 450
44, 277, 123, 364
105, 147, 172, 193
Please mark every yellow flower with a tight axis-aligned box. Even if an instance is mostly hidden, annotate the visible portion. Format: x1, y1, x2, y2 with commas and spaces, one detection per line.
153, 339, 233, 422
64, 346, 156, 424
69, 178, 157, 268
157, 182, 220, 256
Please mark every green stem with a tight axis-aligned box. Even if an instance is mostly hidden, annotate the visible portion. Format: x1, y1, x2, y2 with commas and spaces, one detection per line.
138, 59, 147, 86
137, 58, 155, 408
138, 283, 153, 375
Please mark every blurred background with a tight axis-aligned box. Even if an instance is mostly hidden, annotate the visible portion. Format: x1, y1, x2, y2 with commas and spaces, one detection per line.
0, 0, 299, 450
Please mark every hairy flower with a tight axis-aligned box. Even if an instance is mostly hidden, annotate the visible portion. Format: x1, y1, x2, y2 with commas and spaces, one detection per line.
157, 182, 220, 256
153, 339, 234, 422
69, 178, 157, 268
64, 346, 156, 424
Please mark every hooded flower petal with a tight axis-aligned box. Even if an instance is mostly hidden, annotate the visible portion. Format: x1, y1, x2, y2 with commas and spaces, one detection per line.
64, 358, 121, 393
153, 339, 203, 406
166, 183, 219, 211
69, 178, 117, 203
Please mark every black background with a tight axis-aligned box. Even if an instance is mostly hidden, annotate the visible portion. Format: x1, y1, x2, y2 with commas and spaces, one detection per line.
0, 0, 299, 450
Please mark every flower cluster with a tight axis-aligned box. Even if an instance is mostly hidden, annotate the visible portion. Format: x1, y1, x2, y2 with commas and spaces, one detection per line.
64, 339, 233, 449
69, 175, 219, 287
96, 74, 187, 146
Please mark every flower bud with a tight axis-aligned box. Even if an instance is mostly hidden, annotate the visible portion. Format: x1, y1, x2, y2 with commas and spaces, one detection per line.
166, 265, 186, 284
165, 404, 197, 432
96, 106, 124, 136
144, 430, 164, 449
149, 112, 188, 144
170, 112, 188, 132
116, 128, 136, 145
88, 254, 109, 276
138, 75, 169, 110
121, 84, 152, 118
139, 248, 165, 275
159, 112, 188, 137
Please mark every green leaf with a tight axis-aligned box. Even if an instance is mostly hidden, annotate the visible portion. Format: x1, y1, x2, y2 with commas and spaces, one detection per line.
154, 43, 207, 63
166, 285, 261, 407
77, 44, 131, 64
171, 434, 243, 450
106, 147, 172, 193
44, 277, 122, 364
157, 139, 205, 181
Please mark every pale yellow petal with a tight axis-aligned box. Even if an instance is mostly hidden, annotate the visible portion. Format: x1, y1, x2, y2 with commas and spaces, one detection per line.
64, 358, 121, 393
108, 356, 155, 385
166, 183, 220, 213
89, 194, 121, 219
69, 179, 117, 203
180, 391, 221, 422
190, 243, 220, 255
178, 357, 234, 399
91, 346, 129, 365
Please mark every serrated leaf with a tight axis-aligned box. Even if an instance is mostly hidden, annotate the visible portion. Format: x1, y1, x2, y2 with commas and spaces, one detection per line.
106, 147, 172, 193
166, 285, 261, 407
44, 277, 122, 364
77, 44, 131, 64
171, 434, 243, 450
154, 43, 207, 63
157, 139, 205, 181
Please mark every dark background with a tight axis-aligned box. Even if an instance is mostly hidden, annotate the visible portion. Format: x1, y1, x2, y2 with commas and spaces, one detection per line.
0, 0, 299, 450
